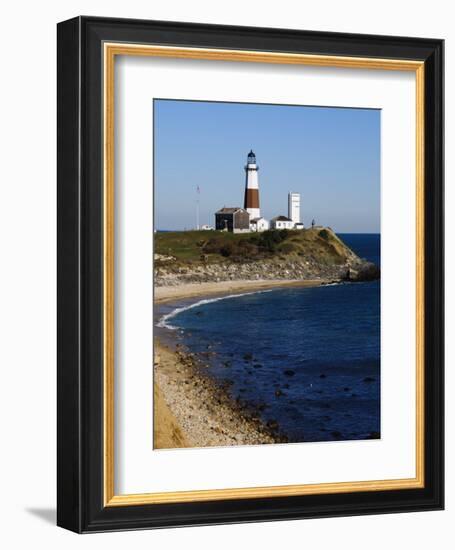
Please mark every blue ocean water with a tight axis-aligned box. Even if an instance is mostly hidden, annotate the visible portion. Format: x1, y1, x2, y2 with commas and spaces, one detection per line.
156, 234, 380, 443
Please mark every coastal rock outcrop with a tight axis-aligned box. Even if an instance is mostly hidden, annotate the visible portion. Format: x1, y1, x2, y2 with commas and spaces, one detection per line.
344, 262, 380, 282
155, 256, 378, 287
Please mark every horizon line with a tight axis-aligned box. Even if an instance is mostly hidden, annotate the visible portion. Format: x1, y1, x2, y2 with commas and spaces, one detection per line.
155, 229, 381, 234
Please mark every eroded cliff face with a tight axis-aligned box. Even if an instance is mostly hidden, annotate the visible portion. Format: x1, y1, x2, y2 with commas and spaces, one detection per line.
155, 227, 379, 287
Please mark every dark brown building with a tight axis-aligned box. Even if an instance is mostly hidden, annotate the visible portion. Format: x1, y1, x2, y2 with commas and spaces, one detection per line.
215, 207, 250, 233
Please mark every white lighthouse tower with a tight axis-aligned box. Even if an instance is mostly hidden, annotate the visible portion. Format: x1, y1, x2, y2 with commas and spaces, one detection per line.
244, 150, 260, 219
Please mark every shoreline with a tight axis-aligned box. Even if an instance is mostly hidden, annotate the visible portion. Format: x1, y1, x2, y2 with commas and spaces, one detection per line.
153, 277, 335, 449
154, 277, 330, 305
154, 338, 284, 449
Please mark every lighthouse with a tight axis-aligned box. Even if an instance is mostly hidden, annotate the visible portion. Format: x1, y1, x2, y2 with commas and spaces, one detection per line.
244, 150, 260, 219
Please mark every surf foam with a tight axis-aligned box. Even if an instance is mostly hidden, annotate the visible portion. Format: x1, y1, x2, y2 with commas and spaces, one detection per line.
156, 290, 272, 330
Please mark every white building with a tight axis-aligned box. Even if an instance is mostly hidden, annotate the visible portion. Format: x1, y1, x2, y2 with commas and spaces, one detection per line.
250, 217, 270, 232
288, 192, 301, 224
270, 215, 295, 230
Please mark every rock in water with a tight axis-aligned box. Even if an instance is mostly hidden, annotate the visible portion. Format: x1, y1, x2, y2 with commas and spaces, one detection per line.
346, 262, 380, 282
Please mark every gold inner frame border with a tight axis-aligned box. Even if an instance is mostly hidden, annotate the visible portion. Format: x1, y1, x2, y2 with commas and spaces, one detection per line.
103, 43, 425, 507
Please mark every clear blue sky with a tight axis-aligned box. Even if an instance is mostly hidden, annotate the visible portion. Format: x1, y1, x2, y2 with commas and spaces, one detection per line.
154, 99, 380, 233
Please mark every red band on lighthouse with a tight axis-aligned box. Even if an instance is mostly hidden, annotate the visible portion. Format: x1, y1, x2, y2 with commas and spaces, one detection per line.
244, 188, 260, 209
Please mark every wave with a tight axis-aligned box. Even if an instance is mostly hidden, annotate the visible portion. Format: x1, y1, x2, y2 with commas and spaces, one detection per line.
156, 290, 273, 330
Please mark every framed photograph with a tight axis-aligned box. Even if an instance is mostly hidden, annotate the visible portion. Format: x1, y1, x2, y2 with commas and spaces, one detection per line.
57, 16, 444, 532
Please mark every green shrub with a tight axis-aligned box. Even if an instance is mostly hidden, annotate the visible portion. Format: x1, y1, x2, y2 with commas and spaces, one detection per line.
248, 229, 290, 253
220, 243, 234, 257
278, 242, 297, 254
318, 229, 331, 241
202, 238, 224, 254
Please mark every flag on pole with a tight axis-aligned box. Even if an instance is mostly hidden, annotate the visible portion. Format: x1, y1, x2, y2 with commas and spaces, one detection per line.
196, 185, 200, 194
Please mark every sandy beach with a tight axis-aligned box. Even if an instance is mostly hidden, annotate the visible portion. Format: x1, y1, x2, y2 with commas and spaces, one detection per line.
154, 278, 329, 449
154, 278, 326, 304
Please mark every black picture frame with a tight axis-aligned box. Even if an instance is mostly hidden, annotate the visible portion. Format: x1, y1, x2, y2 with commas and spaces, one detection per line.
57, 16, 444, 533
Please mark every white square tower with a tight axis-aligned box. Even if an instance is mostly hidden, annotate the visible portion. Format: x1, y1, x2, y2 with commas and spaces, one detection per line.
288, 192, 300, 224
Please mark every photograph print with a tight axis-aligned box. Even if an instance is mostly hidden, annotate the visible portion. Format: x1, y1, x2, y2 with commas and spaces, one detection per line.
153, 99, 380, 450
